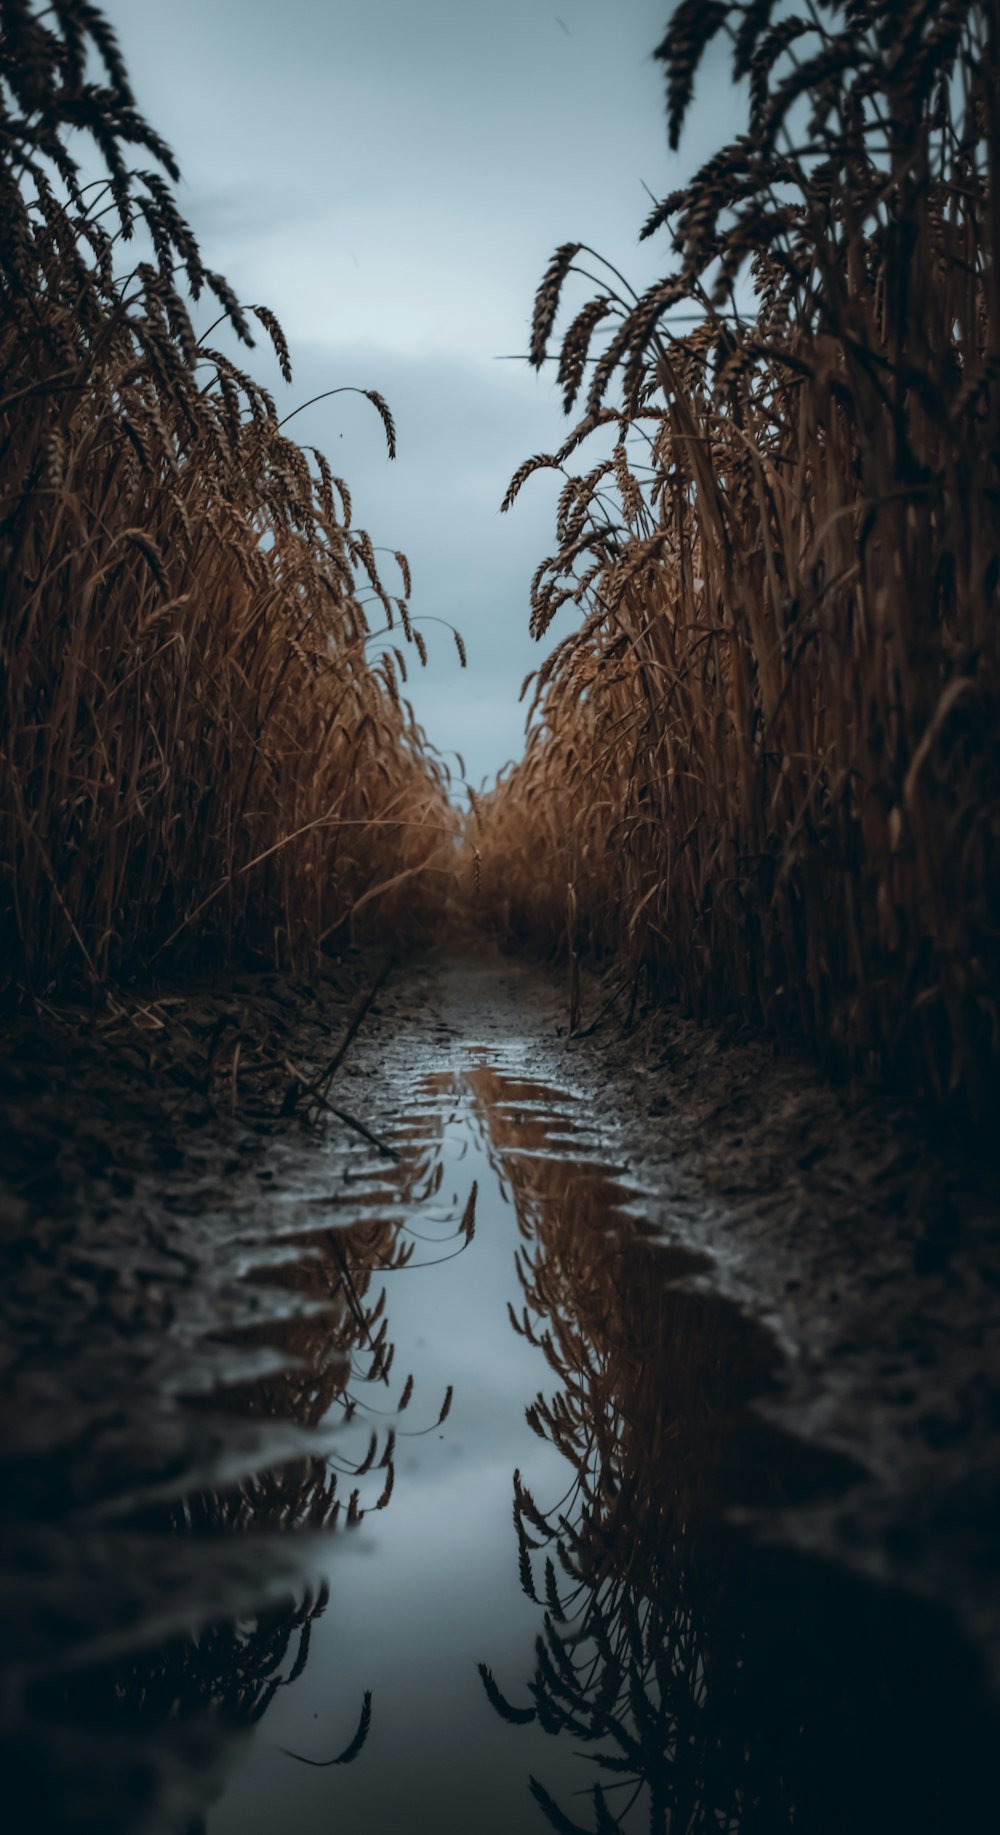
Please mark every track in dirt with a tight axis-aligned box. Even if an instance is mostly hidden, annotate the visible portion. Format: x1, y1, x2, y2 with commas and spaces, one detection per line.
2, 955, 997, 1833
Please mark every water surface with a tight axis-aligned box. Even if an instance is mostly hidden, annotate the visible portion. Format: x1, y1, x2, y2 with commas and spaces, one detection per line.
207, 1055, 992, 1833
10, 1044, 996, 1833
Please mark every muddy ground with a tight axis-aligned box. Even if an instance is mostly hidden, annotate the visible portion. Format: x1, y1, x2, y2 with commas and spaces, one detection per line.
490, 954, 1000, 1676
1, 946, 998, 1827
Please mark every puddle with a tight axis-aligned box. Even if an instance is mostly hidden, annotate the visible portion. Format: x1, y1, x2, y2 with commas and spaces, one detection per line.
3, 1059, 996, 1832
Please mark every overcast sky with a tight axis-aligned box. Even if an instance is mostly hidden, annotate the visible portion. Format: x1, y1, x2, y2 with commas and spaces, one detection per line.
98, 0, 731, 795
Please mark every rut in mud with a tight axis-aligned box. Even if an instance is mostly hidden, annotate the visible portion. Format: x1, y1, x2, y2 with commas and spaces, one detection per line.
2, 955, 997, 1834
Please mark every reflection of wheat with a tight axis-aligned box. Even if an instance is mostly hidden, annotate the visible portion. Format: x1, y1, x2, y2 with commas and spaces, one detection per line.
72, 1086, 465, 1764
472, 1074, 809, 1830
50, 1579, 337, 1743
76, 1099, 471, 1794
280, 1688, 373, 1766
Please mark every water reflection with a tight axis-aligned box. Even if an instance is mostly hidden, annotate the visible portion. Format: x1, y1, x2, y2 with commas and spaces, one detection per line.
5, 1056, 995, 1834
469, 1065, 995, 1835
5, 1106, 458, 1833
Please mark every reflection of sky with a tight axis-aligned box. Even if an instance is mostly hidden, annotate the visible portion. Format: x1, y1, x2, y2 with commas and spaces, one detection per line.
96, 0, 733, 791
208, 1104, 591, 1835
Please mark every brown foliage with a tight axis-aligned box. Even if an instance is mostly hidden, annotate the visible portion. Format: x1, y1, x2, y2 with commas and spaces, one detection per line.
0, 2, 457, 994
474, 0, 1000, 1116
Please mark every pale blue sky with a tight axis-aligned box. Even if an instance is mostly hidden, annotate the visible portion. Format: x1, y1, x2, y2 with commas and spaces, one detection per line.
98, 0, 731, 793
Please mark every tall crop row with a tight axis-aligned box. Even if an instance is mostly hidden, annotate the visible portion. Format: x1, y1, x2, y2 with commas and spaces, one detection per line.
0, 2, 456, 994
476, 0, 1000, 1116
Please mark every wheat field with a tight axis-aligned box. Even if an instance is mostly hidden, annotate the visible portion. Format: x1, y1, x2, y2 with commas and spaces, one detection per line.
0, 1, 458, 996
471, 0, 1000, 1118
4, 1, 997, 1120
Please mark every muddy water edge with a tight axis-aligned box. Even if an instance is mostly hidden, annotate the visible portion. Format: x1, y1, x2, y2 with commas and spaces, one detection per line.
1, 951, 997, 1833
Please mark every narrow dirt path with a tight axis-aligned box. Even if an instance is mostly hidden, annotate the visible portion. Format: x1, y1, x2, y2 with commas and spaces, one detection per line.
355, 954, 1000, 1679
1, 949, 997, 1832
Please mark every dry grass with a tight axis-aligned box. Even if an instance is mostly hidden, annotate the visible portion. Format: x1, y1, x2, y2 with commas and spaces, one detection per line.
0, 2, 458, 997
473, 0, 1000, 1117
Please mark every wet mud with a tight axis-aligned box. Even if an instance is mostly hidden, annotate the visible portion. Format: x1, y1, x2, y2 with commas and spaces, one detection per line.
0, 953, 997, 1831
